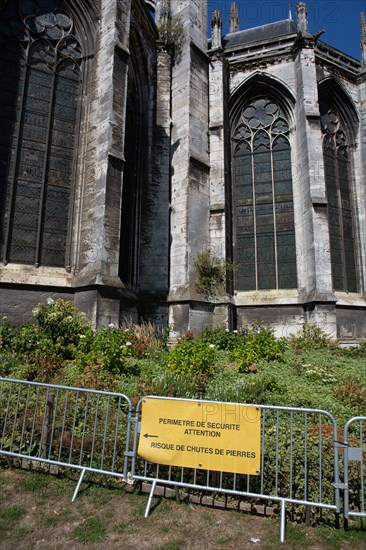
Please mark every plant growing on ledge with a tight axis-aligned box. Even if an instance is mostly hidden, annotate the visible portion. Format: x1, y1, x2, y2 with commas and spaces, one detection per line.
158, 15, 184, 61
194, 250, 235, 298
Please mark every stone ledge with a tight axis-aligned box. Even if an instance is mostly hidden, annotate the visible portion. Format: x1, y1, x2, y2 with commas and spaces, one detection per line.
234, 289, 304, 306
335, 292, 366, 308
0, 265, 72, 287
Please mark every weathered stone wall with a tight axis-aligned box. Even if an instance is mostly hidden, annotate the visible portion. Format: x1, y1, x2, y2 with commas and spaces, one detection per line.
138, 42, 171, 300
356, 73, 366, 296
1, 0, 366, 340
0, 0, 162, 328
168, 0, 211, 338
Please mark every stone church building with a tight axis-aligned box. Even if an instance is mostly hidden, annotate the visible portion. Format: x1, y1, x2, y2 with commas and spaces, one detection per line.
0, 0, 366, 341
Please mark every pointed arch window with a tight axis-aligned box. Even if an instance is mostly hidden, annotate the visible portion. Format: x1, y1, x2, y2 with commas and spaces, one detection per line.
321, 105, 357, 292
0, 1, 82, 268
232, 97, 297, 291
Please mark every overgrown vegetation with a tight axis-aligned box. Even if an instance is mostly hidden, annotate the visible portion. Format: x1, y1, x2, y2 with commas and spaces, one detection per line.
0, 298, 366, 421
158, 14, 184, 61
194, 250, 236, 297
1, 299, 366, 527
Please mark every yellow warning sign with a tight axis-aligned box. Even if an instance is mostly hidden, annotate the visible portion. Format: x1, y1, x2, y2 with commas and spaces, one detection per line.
138, 398, 261, 475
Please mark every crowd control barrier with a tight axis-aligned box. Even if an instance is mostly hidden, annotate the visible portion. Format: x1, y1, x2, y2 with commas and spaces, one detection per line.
343, 416, 366, 522
0, 377, 132, 500
131, 396, 341, 542
1, 378, 365, 542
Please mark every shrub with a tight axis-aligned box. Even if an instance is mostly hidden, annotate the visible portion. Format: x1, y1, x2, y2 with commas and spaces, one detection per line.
152, 371, 199, 399
0, 316, 18, 351
75, 327, 140, 375
335, 380, 366, 408
340, 339, 366, 358
11, 322, 56, 358
194, 250, 235, 297
229, 323, 286, 372
288, 324, 337, 351
32, 298, 92, 359
0, 352, 26, 378
206, 367, 286, 404
164, 339, 217, 376
163, 338, 218, 395
199, 326, 244, 351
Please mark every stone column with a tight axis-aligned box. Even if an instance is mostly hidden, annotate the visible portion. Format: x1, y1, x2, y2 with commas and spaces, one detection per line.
208, 11, 232, 328
293, 2, 336, 336
168, 0, 211, 338
74, 0, 131, 326
358, 13, 366, 295
137, 40, 172, 323
356, 64, 366, 295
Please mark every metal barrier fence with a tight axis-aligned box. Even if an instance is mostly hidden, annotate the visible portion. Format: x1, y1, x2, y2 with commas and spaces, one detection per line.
131, 396, 341, 543
1, 379, 365, 542
0, 377, 132, 500
343, 416, 366, 521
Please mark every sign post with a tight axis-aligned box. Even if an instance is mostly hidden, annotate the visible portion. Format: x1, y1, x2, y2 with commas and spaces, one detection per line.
138, 398, 261, 475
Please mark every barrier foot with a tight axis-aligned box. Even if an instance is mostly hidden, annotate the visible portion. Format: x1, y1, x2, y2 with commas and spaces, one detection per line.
280, 500, 286, 543
175, 485, 181, 504
145, 480, 157, 518
72, 468, 86, 502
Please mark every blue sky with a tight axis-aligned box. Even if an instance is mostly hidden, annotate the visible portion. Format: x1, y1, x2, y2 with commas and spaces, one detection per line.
207, 1, 365, 60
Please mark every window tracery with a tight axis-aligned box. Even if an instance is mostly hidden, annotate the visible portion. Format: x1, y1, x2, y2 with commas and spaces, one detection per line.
0, 0, 82, 267
232, 97, 297, 291
320, 105, 357, 292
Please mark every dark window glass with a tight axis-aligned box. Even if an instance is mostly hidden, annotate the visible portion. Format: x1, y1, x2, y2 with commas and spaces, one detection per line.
0, 2, 82, 267
232, 98, 297, 291
321, 107, 358, 292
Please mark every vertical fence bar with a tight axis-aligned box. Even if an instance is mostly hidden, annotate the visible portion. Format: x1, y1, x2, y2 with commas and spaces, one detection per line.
275, 410, 279, 496
39, 388, 50, 458
318, 414, 322, 504
359, 420, 364, 515
1, 382, 13, 448
19, 384, 31, 453
9, 385, 21, 453
58, 390, 69, 462
280, 499, 286, 543
123, 404, 133, 479
47, 389, 59, 461
79, 393, 89, 466
100, 395, 111, 471
28, 385, 40, 455
289, 411, 293, 499
68, 391, 79, 463
89, 394, 100, 468
111, 397, 121, 473
260, 408, 265, 494
332, 416, 341, 515
304, 412, 308, 502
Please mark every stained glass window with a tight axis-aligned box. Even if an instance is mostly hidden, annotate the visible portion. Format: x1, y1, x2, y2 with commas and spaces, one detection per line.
0, 0, 82, 267
321, 104, 358, 292
232, 98, 297, 291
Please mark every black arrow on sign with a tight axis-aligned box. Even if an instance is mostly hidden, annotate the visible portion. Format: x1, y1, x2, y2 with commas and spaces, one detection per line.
143, 433, 159, 439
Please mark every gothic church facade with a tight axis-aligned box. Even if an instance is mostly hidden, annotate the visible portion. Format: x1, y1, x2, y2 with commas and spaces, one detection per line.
0, 0, 366, 341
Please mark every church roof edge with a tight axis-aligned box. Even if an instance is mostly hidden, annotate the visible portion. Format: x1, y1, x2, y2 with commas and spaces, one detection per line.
222, 18, 297, 48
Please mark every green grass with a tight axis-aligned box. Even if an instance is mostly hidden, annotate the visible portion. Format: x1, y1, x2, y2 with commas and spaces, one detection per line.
159, 542, 185, 550
72, 517, 107, 543
316, 522, 366, 549
1, 467, 366, 549
0, 505, 27, 532
20, 470, 51, 493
